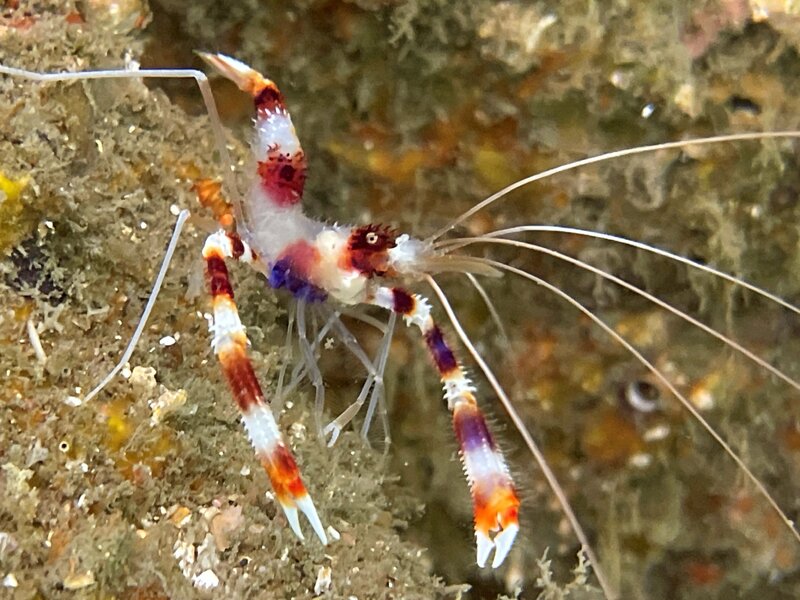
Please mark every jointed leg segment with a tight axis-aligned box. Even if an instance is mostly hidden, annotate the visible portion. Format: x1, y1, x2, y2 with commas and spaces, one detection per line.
203, 229, 327, 545
370, 286, 520, 568
324, 310, 396, 447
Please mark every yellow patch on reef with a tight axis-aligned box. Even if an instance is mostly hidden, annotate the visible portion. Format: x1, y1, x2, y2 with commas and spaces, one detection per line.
474, 145, 518, 190
101, 394, 179, 481
0, 171, 32, 251
0, 172, 29, 202
102, 396, 135, 451
326, 139, 426, 184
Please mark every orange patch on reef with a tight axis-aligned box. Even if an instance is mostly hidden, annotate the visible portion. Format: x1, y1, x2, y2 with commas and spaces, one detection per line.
780, 422, 800, 452
685, 560, 723, 586
582, 409, 644, 468
116, 430, 176, 482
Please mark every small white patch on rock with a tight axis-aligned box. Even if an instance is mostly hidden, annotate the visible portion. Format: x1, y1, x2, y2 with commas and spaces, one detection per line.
64, 395, 83, 407
314, 565, 332, 596
130, 366, 157, 395
173, 539, 196, 578
192, 569, 220, 590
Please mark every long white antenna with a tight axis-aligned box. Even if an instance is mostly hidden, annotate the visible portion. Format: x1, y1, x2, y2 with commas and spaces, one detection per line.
83, 209, 190, 402
428, 131, 800, 242
0, 62, 243, 215
446, 236, 800, 392
437, 225, 800, 318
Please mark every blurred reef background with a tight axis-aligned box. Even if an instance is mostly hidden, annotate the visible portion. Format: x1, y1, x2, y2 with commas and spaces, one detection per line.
3, 0, 800, 598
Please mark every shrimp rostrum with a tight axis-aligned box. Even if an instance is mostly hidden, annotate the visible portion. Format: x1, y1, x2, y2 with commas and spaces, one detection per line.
5, 49, 800, 599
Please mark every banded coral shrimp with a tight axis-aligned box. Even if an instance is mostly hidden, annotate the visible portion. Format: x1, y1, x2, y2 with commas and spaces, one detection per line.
4, 1, 800, 599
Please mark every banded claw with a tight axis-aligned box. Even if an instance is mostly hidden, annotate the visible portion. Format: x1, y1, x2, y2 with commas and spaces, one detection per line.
476, 521, 519, 569
278, 492, 328, 545
473, 484, 520, 568
259, 442, 328, 545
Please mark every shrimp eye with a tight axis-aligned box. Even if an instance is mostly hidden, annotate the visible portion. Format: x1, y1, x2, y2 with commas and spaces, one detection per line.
347, 224, 398, 276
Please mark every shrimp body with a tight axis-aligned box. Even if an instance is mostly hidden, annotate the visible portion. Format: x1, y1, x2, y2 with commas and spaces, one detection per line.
198, 53, 521, 568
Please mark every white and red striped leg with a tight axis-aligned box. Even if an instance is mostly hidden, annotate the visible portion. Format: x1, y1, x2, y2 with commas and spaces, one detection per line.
370, 286, 520, 568
198, 52, 307, 209
203, 230, 326, 545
